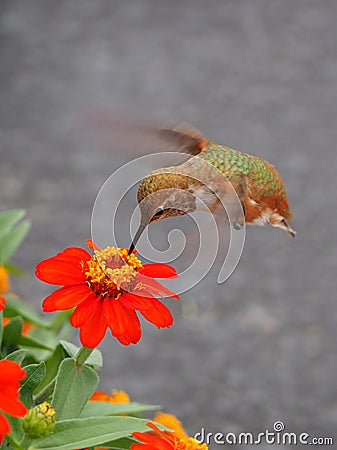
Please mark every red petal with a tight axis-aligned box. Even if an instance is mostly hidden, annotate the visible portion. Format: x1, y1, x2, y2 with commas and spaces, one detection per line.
0, 414, 10, 439
120, 309, 141, 345
104, 300, 141, 345
140, 298, 173, 328
79, 299, 107, 348
70, 293, 98, 327
62, 247, 92, 260
132, 424, 174, 450
0, 360, 26, 384
35, 247, 90, 285
138, 276, 180, 300
86, 239, 101, 251
118, 292, 151, 311
139, 264, 178, 279
42, 284, 91, 312
131, 437, 172, 450
0, 393, 27, 417
103, 299, 125, 337
0, 297, 6, 311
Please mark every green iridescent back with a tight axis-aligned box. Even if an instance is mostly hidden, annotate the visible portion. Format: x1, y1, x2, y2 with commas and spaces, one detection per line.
199, 142, 288, 202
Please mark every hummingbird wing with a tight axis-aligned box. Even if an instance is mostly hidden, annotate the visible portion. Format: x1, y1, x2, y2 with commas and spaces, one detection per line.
81, 113, 208, 162
158, 123, 208, 156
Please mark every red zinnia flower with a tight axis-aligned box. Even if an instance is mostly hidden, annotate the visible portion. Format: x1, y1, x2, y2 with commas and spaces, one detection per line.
36, 240, 179, 348
0, 360, 27, 442
131, 422, 208, 449
0, 296, 6, 310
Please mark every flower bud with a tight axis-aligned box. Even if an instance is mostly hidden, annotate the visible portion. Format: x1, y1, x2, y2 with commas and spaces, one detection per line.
23, 402, 56, 438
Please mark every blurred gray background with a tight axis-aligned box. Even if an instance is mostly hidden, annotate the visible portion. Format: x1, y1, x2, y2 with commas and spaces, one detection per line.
1, 0, 337, 447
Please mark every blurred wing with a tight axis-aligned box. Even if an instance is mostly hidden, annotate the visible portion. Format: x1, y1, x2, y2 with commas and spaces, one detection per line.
158, 122, 208, 156
81, 112, 207, 163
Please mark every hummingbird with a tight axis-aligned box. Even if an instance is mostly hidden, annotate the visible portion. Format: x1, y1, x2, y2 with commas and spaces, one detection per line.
128, 124, 295, 254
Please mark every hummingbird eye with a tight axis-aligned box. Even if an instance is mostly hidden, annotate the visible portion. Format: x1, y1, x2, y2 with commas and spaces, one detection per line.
154, 207, 165, 217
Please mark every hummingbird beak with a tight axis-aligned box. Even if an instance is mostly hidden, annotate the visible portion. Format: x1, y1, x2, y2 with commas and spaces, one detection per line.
128, 223, 147, 255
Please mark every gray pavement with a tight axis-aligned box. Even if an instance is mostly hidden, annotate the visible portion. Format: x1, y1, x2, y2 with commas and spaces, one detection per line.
1, 1, 337, 448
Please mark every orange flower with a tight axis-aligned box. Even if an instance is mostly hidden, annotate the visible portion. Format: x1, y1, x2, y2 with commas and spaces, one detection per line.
153, 412, 188, 440
0, 360, 27, 442
36, 240, 179, 348
0, 266, 9, 295
90, 389, 130, 403
131, 422, 208, 449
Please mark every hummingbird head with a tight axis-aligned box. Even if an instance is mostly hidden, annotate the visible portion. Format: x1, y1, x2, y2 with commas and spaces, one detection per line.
128, 167, 197, 254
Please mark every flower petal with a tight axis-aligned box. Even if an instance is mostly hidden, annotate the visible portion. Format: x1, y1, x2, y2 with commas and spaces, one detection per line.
0, 297, 6, 310
42, 284, 91, 312
104, 299, 126, 336
132, 423, 174, 450
139, 264, 178, 279
0, 392, 27, 417
35, 247, 90, 285
0, 361, 27, 418
86, 239, 101, 251
138, 276, 180, 300
0, 413, 10, 440
70, 293, 98, 327
78, 298, 107, 348
118, 292, 151, 311
0, 360, 26, 384
62, 247, 92, 260
140, 298, 173, 328
104, 300, 141, 345
131, 439, 172, 450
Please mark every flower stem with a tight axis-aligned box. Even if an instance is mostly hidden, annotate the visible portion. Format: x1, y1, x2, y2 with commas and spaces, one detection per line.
5, 435, 22, 450
20, 435, 33, 450
76, 346, 94, 365
33, 379, 56, 405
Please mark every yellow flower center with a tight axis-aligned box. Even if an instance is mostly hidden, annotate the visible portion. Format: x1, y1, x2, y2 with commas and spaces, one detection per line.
85, 246, 142, 298
0, 265, 9, 294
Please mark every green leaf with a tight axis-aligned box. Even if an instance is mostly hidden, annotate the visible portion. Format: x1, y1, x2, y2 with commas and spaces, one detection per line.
3, 261, 25, 276
2, 316, 53, 350
20, 362, 46, 407
34, 416, 154, 450
95, 437, 137, 449
5, 349, 30, 364
51, 358, 99, 420
36, 344, 67, 392
60, 340, 103, 367
0, 210, 25, 240
4, 414, 24, 443
0, 219, 31, 264
81, 401, 159, 418
4, 296, 50, 328
27, 327, 59, 357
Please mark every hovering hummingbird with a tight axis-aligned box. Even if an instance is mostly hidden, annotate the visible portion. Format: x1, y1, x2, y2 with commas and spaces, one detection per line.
128, 124, 295, 254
